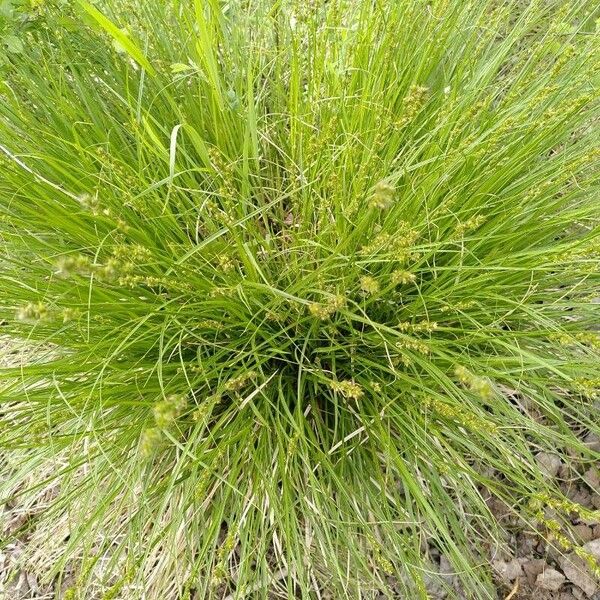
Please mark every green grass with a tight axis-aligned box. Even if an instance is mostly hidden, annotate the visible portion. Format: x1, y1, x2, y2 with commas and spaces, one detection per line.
1, 0, 599, 598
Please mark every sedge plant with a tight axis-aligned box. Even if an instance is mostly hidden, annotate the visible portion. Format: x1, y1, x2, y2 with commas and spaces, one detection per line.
1, 0, 599, 598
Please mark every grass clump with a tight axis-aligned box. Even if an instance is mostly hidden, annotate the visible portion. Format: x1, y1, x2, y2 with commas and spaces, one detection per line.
1, 0, 599, 598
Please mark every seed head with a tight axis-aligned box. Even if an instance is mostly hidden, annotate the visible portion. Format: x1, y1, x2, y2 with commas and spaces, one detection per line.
16, 302, 48, 322
78, 193, 106, 216
395, 84, 429, 128
454, 365, 494, 400
392, 270, 416, 285
152, 394, 188, 428
369, 181, 395, 210
62, 308, 81, 323
216, 255, 236, 273
398, 320, 438, 333
360, 275, 380, 296
96, 258, 134, 282
224, 371, 257, 393
140, 427, 164, 457
330, 380, 364, 401
56, 255, 92, 278
308, 294, 346, 320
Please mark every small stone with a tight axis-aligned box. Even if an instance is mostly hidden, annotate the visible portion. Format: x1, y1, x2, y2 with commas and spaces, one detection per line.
523, 559, 547, 585
558, 554, 598, 597
492, 558, 522, 582
573, 524, 595, 544
536, 567, 566, 591
568, 487, 592, 508
516, 533, 537, 555
486, 497, 511, 520
583, 468, 600, 492
559, 463, 572, 479
584, 432, 600, 453
583, 539, 600, 561
536, 452, 562, 478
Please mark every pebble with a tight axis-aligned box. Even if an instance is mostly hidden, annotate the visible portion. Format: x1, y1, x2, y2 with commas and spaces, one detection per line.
535, 452, 563, 478
558, 553, 598, 597
492, 558, 522, 582
584, 539, 600, 561
573, 524, 595, 544
567, 487, 592, 508
522, 558, 547, 585
583, 467, 600, 491
584, 432, 600, 453
536, 567, 566, 591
